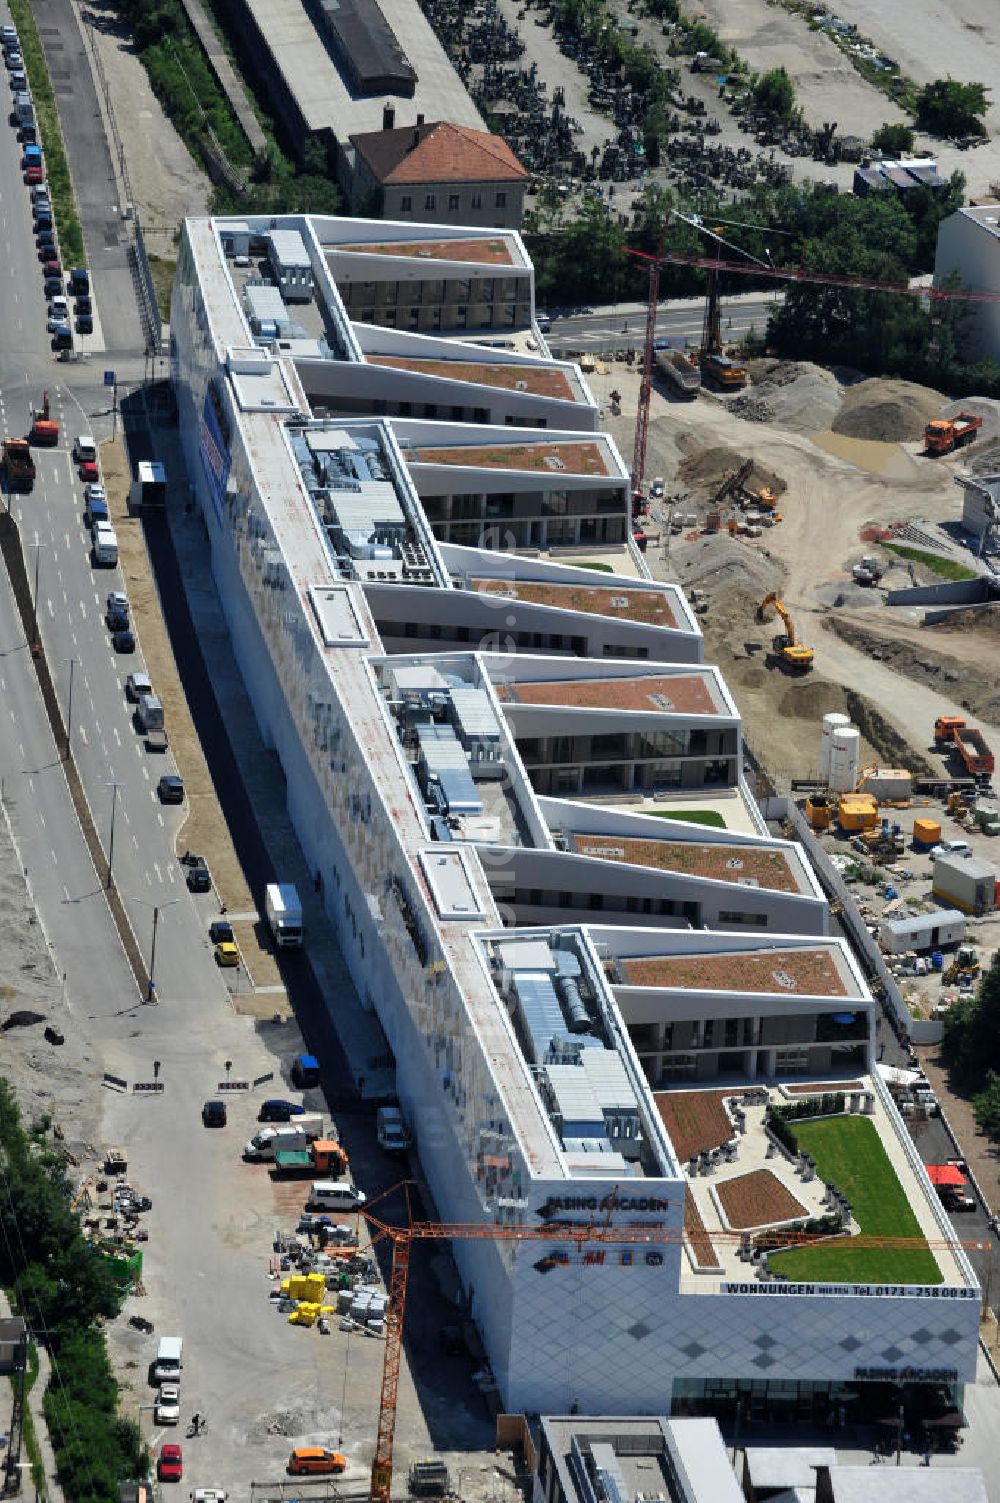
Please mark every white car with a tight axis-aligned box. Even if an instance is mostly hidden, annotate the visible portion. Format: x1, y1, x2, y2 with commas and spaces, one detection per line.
650, 477, 665, 497
155, 1383, 181, 1425
931, 840, 972, 858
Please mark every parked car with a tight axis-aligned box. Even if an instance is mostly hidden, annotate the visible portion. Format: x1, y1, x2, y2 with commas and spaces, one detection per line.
76, 314, 93, 334
931, 840, 973, 858
158, 1444, 183, 1482
1, 26, 19, 48
106, 590, 129, 629
5, 48, 23, 68
125, 670, 152, 702
112, 628, 136, 653
79, 459, 99, 481
202, 1099, 226, 1128
155, 1384, 181, 1426
187, 861, 211, 893
287, 1448, 347, 1477
215, 941, 239, 969
209, 919, 234, 946
157, 774, 184, 805
75, 295, 92, 314
258, 1098, 306, 1122
24, 164, 42, 184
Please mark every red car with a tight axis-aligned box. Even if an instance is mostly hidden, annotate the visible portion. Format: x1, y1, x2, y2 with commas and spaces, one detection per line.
158, 1444, 183, 1482
41, 258, 61, 275
24, 166, 43, 184
78, 460, 99, 482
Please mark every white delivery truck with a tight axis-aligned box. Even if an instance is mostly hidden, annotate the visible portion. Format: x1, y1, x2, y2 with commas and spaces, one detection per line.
265, 882, 303, 948
243, 1115, 325, 1160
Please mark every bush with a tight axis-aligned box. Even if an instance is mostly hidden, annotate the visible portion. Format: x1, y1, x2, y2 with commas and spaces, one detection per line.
915, 79, 989, 138
753, 66, 796, 119
870, 122, 915, 154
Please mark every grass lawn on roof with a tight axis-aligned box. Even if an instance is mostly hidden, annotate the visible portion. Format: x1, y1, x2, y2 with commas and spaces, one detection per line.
768, 1115, 942, 1286
648, 809, 727, 828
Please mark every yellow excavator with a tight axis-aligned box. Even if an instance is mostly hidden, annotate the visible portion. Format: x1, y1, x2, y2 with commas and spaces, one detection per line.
756, 593, 814, 670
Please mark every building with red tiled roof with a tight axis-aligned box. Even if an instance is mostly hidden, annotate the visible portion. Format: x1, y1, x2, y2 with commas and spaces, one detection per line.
343, 119, 529, 228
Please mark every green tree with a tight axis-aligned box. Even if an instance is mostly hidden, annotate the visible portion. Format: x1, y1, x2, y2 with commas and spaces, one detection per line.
870, 121, 915, 154
915, 79, 989, 137
973, 1072, 1000, 1138
942, 953, 1000, 1091
753, 66, 796, 119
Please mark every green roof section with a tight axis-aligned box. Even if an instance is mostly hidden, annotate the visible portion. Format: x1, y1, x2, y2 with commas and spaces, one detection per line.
768, 1115, 942, 1286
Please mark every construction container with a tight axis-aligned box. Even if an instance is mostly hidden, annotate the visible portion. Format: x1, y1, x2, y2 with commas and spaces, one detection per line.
878, 909, 966, 954
913, 817, 942, 847
838, 793, 879, 831
973, 803, 1000, 832
829, 727, 861, 793
862, 769, 912, 803
932, 853, 997, 915
819, 713, 851, 780
806, 794, 833, 830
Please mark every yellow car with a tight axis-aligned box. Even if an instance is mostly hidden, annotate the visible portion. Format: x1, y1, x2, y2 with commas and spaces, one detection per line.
214, 940, 240, 968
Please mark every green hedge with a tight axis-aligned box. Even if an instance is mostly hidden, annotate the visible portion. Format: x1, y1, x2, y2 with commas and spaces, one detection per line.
6, 0, 85, 265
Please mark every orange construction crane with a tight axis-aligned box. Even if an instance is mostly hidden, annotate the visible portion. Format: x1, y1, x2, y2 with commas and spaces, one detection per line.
361, 1183, 987, 1503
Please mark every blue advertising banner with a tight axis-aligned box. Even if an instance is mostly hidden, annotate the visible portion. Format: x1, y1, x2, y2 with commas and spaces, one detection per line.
199, 389, 231, 525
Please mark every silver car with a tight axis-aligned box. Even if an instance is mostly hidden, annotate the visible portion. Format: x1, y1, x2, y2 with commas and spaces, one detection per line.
155, 1382, 181, 1425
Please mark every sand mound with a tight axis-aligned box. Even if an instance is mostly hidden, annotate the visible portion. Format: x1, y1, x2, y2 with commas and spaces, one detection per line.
832, 378, 945, 443
672, 533, 783, 599
678, 445, 786, 497
733, 361, 842, 434
927, 603, 1000, 637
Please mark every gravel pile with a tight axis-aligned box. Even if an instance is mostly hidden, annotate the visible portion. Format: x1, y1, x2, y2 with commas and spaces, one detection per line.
832, 377, 945, 443
731, 360, 842, 433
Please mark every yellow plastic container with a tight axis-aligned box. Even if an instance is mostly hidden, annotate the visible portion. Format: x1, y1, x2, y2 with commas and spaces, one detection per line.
913, 817, 942, 846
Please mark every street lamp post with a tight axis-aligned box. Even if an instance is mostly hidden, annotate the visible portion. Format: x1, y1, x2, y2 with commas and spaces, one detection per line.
65, 656, 78, 760
106, 781, 122, 888
147, 897, 181, 1001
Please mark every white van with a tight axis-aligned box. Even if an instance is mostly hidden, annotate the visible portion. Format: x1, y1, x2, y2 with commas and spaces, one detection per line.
307, 1181, 366, 1211
91, 521, 118, 566
136, 693, 164, 732
74, 434, 97, 464
153, 1335, 182, 1383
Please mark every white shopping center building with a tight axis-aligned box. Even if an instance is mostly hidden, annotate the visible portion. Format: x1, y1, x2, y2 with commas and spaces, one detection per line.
171, 213, 980, 1419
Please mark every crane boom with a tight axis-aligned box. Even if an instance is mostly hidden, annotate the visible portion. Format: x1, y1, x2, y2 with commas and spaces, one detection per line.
629, 243, 1000, 305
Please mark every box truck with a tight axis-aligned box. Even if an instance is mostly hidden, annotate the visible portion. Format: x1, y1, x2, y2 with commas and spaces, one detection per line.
265, 882, 302, 947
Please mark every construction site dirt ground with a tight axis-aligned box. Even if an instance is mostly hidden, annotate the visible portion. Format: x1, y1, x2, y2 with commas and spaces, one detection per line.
591, 363, 1000, 784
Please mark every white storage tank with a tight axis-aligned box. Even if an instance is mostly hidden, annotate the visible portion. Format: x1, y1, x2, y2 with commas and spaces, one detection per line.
819, 712, 851, 779
862, 768, 912, 803
829, 726, 861, 793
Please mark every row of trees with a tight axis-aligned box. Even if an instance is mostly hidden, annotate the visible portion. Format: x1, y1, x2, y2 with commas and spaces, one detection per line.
0, 1082, 145, 1502
942, 957, 1000, 1139
527, 170, 999, 396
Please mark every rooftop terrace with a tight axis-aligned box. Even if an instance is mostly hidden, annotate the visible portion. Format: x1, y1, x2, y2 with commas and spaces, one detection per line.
367, 356, 575, 401
336, 236, 515, 265
411, 439, 607, 472
654, 1081, 966, 1292
568, 836, 803, 891
471, 578, 674, 626
496, 673, 723, 717
622, 947, 851, 996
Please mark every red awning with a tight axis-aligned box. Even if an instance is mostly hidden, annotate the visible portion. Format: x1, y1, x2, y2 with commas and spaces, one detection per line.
927, 1164, 965, 1187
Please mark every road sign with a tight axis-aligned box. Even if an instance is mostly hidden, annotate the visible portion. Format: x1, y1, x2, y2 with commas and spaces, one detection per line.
252, 1071, 274, 1088
132, 1081, 165, 1093
104, 370, 116, 387
217, 1080, 250, 1092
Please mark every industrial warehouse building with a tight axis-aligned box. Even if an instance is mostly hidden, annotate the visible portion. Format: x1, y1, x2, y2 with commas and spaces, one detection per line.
171, 212, 980, 1419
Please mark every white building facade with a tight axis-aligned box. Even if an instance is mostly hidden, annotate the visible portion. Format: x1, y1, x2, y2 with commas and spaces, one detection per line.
170, 213, 980, 1419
